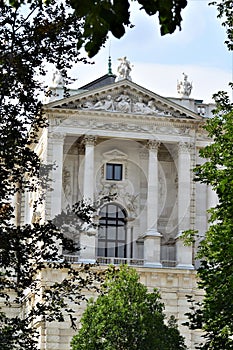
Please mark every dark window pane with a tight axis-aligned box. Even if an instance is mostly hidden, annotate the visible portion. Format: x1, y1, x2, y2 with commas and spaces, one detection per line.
98, 227, 106, 239
114, 165, 122, 180
117, 226, 126, 241
107, 226, 116, 240
98, 204, 127, 258
106, 163, 122, 181
97, 241, 106, 256
106, 164, 113, 180
118, 243, 126, 258
107, 242, 115, 257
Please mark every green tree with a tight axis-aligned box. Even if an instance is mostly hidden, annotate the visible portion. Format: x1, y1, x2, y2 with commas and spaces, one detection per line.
6, 0, 188, 57
210, 0, 233, 50
184, 92, 233, 349
0, 2, 101, 349
71, 265, 187, 350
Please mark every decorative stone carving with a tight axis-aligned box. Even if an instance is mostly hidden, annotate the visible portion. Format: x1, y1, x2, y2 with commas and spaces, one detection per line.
177, 73, 192, 98
115, 91, 131, 113
82, 101, 94, 109
93, 95, 115, 111
82, 135, 97, 146
49, 132, 65, 141
158, 174, 166, 199
178, 141, 191, 154
63, 166, 72, 199
139, 149, 148, 160
79, 92, 172, 116
147, 140, 160, 151
124, 193, 139, 217
116, 56, 132, 81
103, 149, 128, 161
97, 183, 139, 219
133, 98, 159, 114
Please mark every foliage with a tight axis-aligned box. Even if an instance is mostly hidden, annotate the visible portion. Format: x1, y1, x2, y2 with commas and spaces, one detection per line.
70, 0, 188, 57
71, 265, 187, 350
5, 0, 233, 58
0, 2, 101, 349
210, 0, 233, 50
6, 0, 188, 57
184, 92, 233, 349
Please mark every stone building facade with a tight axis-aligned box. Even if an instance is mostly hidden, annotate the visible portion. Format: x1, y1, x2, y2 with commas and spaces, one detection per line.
20, 61, 217, 349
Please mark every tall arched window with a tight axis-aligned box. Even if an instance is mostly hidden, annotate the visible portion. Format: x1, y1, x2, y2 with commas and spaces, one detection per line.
98, 204, 127, 258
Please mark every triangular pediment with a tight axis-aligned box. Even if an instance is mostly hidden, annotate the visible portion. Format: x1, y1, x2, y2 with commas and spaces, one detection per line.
44, 79, 202, 120
103, 149, 128, 160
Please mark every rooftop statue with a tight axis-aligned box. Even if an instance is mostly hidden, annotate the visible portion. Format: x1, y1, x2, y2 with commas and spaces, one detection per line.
177, 73, 192, 98
52, 70, 65, 87
116, 56, 132, 81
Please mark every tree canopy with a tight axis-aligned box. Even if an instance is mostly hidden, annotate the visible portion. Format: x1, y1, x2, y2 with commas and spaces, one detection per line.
0, 2, 102, 349
71, 265, 187, 350
184, 92, 233, 349
5, 0, 188, 57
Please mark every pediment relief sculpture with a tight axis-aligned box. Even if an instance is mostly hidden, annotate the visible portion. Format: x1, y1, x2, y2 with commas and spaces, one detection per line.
55, 88, 174, 117
80, 92, 172, 116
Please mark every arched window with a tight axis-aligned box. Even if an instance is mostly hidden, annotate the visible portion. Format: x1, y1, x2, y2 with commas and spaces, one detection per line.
98, 204, 127, 258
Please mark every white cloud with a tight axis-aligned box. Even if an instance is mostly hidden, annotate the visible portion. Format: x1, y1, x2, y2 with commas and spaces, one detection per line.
131, 62, 232, 103
68, 59, 232, 104
44, 0, 232, 104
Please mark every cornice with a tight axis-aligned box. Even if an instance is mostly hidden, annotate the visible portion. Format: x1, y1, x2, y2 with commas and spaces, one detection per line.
44, 108, 204, 127
43, 80, 203, 120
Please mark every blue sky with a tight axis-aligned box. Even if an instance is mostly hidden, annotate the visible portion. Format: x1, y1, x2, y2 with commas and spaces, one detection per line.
69, 0, 232, 103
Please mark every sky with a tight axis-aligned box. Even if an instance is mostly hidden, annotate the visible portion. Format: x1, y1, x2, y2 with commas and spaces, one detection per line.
68, 0, 232, 104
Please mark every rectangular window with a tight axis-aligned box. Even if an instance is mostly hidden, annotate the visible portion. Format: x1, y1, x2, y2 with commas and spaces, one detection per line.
106, 163, 122, 181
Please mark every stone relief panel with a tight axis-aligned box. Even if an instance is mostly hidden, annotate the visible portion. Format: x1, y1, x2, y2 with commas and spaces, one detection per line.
53, 117, 193, 138
55, 88, 176, 117
62, 159, 74, 206
80, 92, 172, 116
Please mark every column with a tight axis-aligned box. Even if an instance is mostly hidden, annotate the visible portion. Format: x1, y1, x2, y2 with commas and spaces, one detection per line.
82, 135, 97, 202
176, 142, 193, 269
143, 140, 162, 267
79, 135, 97, 264
50, 132, 65, 219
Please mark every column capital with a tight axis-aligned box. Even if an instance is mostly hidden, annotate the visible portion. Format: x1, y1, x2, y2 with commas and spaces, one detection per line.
178, 141, 192, 154
82, 135, 97, 147
49, 132, 65, 142
147, 140, 160, 151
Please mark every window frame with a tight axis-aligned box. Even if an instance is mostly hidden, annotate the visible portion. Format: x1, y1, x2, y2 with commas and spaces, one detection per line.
98, 204, 127, 258
106, 163, 123, 181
